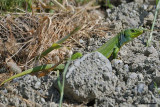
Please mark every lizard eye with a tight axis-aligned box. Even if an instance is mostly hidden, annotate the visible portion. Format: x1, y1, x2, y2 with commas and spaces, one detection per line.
131, 29, 135, 32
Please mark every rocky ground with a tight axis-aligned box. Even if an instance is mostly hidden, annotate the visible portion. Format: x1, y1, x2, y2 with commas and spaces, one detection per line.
0, 0, 160, 107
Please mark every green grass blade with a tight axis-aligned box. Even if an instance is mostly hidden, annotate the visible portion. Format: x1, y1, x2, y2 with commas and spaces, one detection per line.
147, 0, 160, 46
56, 26, 81, 44
39, 43, 61, 59
59, 57, 71, 107
37, 26, 81, 59
58, 52, 82, 107
71, 52, 82, 60
0, 63, 64, 86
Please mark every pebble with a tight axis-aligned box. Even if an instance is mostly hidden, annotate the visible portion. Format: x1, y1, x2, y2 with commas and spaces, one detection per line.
89, 38, 95, 45
111, 59, 124, 70
134, 0, 143, 4
41, 98, 46, 103
137, 83, 145, 94
153, 70, 160, 85
34, 81, 41, 89
79, 39, 85, 44
7, 61, 22, 74
0, 103, 5, 107
144, 46, 158, 57
50, 102, 58, 107
138, 73, 144, 81
142, 4, 148, 10
129, 73, 138, 79
123, 64, 129, 72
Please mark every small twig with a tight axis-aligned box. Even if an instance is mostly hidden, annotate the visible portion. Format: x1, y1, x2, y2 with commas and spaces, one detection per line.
15, 7, 27, 13
10, 13, 55, 15
70, 37, 85, 48
51, 0, 67, 11
5, 39, 32, 63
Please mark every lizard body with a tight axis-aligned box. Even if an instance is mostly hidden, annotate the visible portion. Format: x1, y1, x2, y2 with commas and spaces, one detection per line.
96, 29, 143, 59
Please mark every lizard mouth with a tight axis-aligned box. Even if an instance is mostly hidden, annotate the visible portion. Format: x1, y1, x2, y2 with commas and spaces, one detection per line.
131, 30, 143, 38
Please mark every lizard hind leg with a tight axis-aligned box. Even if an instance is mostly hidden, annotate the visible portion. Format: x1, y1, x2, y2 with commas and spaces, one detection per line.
113, 47, 119, 59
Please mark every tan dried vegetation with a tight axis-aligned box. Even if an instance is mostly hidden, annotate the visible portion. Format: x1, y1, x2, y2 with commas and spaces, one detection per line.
0, 0, 109, 83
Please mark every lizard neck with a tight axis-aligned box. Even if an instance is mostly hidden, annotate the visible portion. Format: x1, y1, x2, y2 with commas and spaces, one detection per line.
118, 32, 131, 48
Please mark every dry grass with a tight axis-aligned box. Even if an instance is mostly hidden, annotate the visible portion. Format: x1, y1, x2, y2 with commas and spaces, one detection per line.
0, 1, 109, 77
0, 1, 111, 106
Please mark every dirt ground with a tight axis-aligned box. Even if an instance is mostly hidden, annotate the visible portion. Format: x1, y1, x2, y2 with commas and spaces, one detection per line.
0, 0, 160, 107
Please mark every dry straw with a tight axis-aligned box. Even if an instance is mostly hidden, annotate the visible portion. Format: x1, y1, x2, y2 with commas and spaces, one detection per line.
0, 0, 109, 81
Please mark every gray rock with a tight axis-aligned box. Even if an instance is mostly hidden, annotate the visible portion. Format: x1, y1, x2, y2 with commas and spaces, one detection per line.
34, 81, 41, 89
144, 46, 158, 57
153, 70, 160, 86
110, 21, 123, 30
33, 76, 38, 81
106, 9, 112, 17
129, 73, 138, 79
137, 83, 146, 94
79, 39, 85, 44
0, 103, 5, 107
41, 98, 45, 103
138, 73, 144, 81
127, 96, 133, 103
141, 4, 148, 10
88, 38, 95, 45
134, 0, 143, 4
115, 86, 122, 93
119, 103, 134, 107
141, 96, 149, 103
123, 64, 129, 72
35, 103, 42, 107
49, 102, 58, 107
127, 73, 138, 87
97, 97, 116, 107
145, 0, 156, 5
111, 59, 124, 70
125, 18, 139, 27
145, 12, 154, 25
59, 52, 117, 102
7, 61, 22, 73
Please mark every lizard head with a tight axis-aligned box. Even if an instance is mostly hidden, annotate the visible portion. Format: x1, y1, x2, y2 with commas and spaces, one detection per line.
119, 28, 144, 47
124, 28, 143, 39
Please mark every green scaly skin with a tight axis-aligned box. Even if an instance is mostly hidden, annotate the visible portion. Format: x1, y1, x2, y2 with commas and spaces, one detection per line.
96, 29, 144, 59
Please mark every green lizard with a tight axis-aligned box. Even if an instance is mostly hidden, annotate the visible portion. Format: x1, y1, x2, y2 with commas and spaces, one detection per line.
0, 29, 143, 86
96, 28, 143, 59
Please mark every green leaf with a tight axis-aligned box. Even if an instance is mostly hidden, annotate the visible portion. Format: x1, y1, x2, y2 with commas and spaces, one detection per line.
39, 43, 61, 59
71, 52, 82, 60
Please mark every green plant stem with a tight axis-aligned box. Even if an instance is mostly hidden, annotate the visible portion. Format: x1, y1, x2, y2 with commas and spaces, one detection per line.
37, 26, 81, 59
0, 64, 54, 86
147, 0, 160, 46
59, 57, 71, 107
0, 63, 65, 86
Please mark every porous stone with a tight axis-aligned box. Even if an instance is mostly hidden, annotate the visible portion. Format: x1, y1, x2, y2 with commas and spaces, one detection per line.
7, 61, 22, 73
34, 81, 41, 89
0, 103, 5, 107
61, 52, 117, 102
134, 0, 143, 4
144, 46, 158, 57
